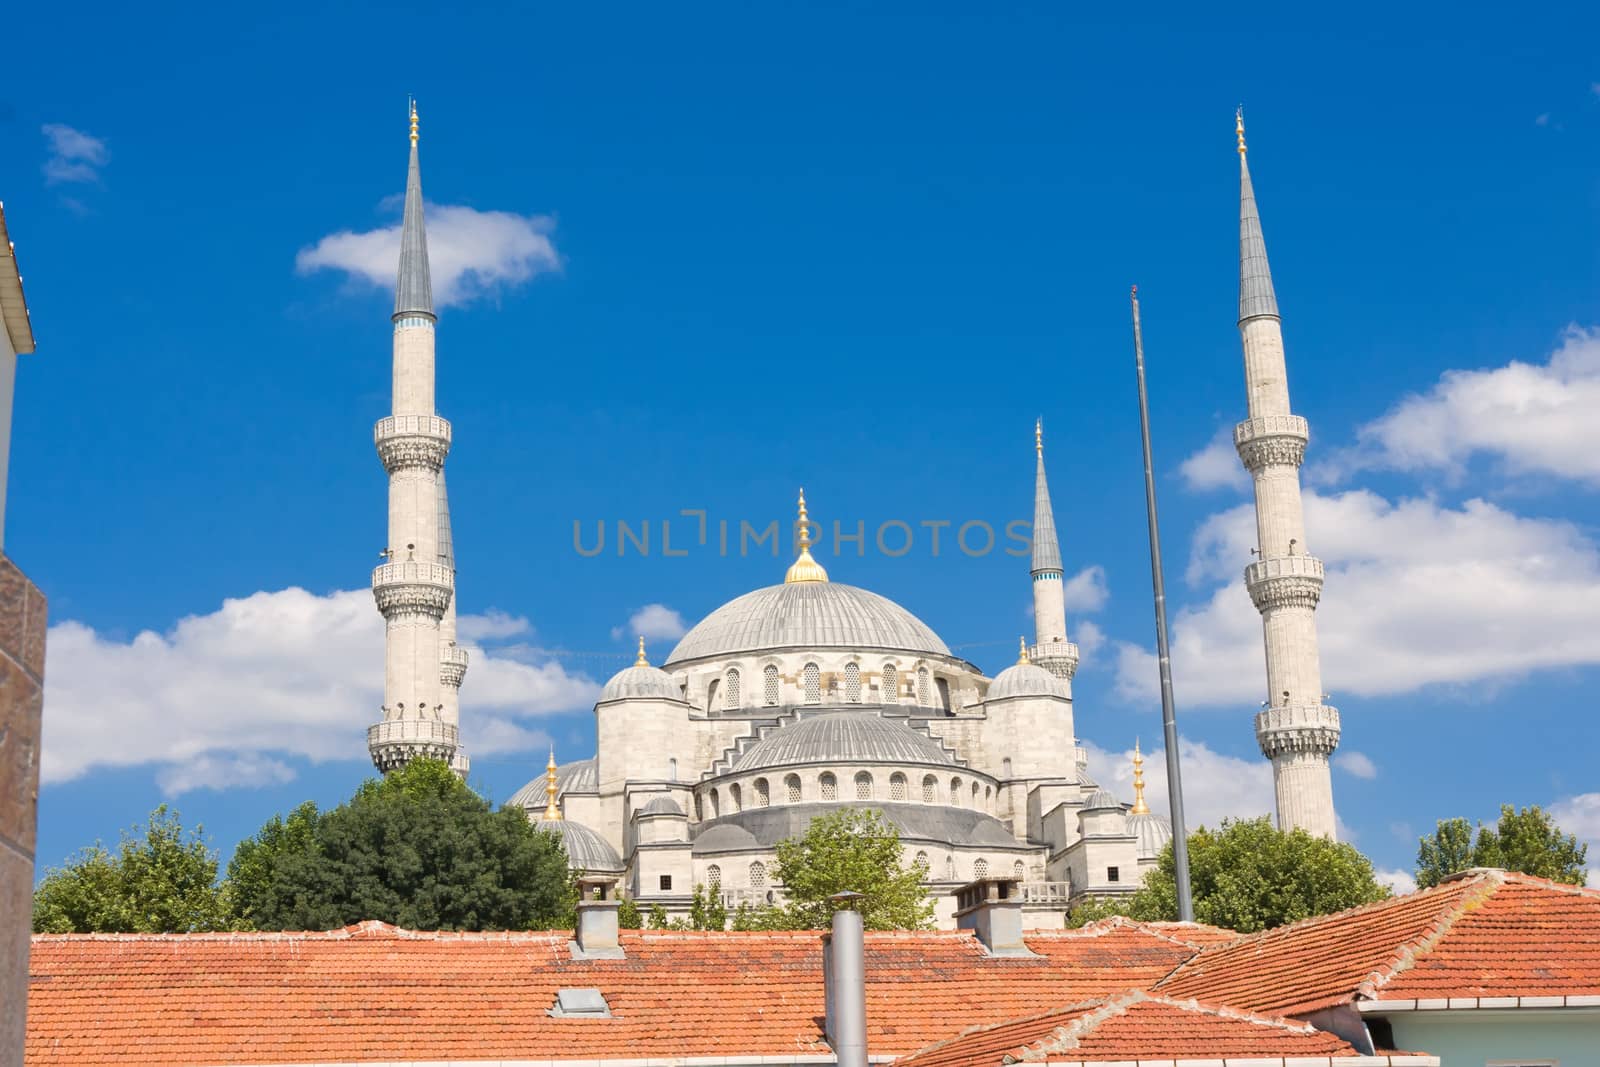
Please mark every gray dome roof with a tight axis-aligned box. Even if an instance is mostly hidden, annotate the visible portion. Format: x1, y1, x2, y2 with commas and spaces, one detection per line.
637, 795, 685, 817
1084, 787, 1124, 811
692, 822, 762, 852
693, 802, 1023, 854
731, 712, 958, 773
601, 663, 680, 702
987, 662, 1067, 701
1130, 810, 1173, 860
665, 582, 949, 665
537, 818, 624, 873
508, 758, 597, 811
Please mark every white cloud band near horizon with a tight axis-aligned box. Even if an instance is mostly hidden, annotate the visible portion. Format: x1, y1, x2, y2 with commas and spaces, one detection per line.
42, 587, 599, 794
297, 202, 560, 307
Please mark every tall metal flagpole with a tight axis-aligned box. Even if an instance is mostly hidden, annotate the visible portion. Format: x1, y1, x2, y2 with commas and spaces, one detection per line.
1130, 285, 1194, 922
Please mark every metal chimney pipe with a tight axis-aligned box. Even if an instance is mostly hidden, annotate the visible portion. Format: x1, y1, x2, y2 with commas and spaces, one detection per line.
828, 891, 868, 1067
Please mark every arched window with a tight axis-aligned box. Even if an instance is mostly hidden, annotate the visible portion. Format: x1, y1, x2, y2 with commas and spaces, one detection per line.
749, 861, 766, 889
855, 771, 873, 800
709, 788, 720, 818
984, 786, 991, 806
708, 864, 722, 890
1001, 757, 1012, 778
936, 677, 951, 710
844, 662, 861, 702
706, 678, 720, 714
974, 858, 989, 880
803, 662, 821, 704
1013, 860, 1026, 881
725, 668, 741, 709
951, 777, 963, 806
972, 781, 980, 804
763, 665, 780, 706
820, 772, 837, 801
668, 757, 678, 781
922, 774, 937, 804
754, 778, 770, 807
917, 666, 931, 705
785, 774, 801, 803
881, 664, 898, 703
889, 773, 907, 801
915, 850, 930, 872
730, 784, 742, 812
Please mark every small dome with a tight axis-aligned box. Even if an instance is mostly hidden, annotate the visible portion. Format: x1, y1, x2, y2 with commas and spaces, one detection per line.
730, 711, 958, 773
537, 818, 624, 873
1084, 787, 1124, 811
637, 795, 685, 817
987, 661, 1067, 701
1130, 810, 1173, 860
508, 757, 597, 811
601, 663, 680, 702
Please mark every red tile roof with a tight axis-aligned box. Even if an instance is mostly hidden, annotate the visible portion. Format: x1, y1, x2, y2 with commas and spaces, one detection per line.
26, 920, 1205, 1066
894, 992, 1361, 1067
1155, 869, 1600, 1016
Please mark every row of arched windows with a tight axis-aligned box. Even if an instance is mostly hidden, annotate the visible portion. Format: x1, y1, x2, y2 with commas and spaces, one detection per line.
707, 855, 1024, 892
706, 771, 991, 817
712, 662, 945, 711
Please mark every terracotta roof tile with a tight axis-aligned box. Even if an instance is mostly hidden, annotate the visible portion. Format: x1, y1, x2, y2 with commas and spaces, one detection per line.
1155, 869, 1600, 1016
894, 991, 1359, 1067
26, 923, 1201, 1066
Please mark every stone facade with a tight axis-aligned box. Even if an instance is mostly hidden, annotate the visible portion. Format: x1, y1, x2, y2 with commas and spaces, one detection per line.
0, 555, 45, 1061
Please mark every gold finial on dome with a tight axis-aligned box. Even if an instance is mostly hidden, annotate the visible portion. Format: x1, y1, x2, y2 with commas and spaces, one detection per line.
1018, 636, 1030, 665
1235, 107, 1246, 156
544, 747, 562, 820
1130, 739, 1150, 815
1035, 419, 1043, 455
784, 488, 829, 584
410, 98, 419, 146
636, 635, 649, 667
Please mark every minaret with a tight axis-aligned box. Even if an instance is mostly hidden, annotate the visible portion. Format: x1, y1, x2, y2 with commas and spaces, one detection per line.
1232, 112, 1339, 838
368, 101, 462, 773
1029, 422, 1079, 684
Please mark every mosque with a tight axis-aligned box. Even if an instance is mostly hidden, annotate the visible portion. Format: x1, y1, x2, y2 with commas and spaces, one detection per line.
363, 105, 1339, 927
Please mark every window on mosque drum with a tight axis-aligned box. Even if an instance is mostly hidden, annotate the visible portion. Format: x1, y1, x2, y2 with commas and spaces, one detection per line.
730, 784, 741, 811
915, 850, 929, 871
1013, 860, 1025, 880
951, 777, 962, 806
889, 773, 906, 801
1107, 866, 1120, 883
917, 667, 931, 704
763, 665, 779, 706
725, 668, 741, 708
855, 771, 873, 800
974, 858, 988, 879
785, 774, 801, 803
845, 662, 861, 701
709, 789, 719, 818
923, 774, 937, 803
820, 772, 838, 800
754, 778, 770, 807
707, 864, 721, 889
881, 665, 897, 701
659, 875, 672, 892
749, 861, 766, 888
803, 662, 821, 703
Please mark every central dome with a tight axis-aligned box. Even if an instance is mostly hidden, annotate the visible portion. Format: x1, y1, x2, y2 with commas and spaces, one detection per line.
664, 582, 950, 665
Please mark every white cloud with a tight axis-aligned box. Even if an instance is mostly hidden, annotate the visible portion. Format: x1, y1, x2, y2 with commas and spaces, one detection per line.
1375, 868, 1418, 895
1337, 327, 1600, 486
1335, 751, 1378, 780
1550, 792, 1600, 888
1062, 566, 1110, 613
1178, 431, 1250, 493
611, 603, 689, 642
1117, 488, 1600, 706
1083, 737, 1275, 831
41, 123, 108, 185
42, 587, 598, 790
456, 608, 530, 642
1075, 620, 1105, 659
297, 203, 560, 307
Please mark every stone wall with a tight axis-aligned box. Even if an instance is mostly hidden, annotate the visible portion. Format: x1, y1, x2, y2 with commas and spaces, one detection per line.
0, 554, 45, 1064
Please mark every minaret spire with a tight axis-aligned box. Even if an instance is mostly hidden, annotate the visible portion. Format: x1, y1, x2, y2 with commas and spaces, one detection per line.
1027, 422, 1079, 683
1231, 113, 1339, 838
369, 102, 463, 775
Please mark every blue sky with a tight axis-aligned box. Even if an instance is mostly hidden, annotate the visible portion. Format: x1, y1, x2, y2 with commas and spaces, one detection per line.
6, 1, 1600, 890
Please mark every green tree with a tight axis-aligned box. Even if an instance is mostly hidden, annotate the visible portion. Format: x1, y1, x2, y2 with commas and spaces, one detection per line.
617, 894, 643, 930
227, 801, 321, 928
236, 759, 571, 931
688, 883, 728, 931
1415, 817, 1478, 889
1108, 817, 1389, 934
758, 808, 934, 930
33, 806, 235, 933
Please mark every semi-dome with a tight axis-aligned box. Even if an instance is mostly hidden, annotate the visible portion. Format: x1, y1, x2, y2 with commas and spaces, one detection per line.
987, 654, 1068, 702
665, 582, 950, 665
601, 638, 681, 702
1084, 787, 1124, 811
1130, 810, 1173, 860
537, 818, 624, 873
730, 711, 958, 773
508, 757, 596, 810
637, 795, 685, 816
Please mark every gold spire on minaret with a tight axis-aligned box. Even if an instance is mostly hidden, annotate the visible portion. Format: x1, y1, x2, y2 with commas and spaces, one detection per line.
784, 488, 829, 584
1018, 636, 1030, 665
636, 635, 649, 667
410, 98, 420, 146
543, 748, 561, 820
1130, 739, 1150, 815
1035, 418, 1043, 456
1235, 107, 1246, 155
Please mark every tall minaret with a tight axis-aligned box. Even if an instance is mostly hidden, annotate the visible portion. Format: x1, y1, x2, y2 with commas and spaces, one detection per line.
1028, 421, 1079, 685
1232, 112, 1339, 838
368, 102, 464, 773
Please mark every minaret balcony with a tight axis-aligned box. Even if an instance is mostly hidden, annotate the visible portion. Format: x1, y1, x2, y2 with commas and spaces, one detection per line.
372, 560, 454, 619
1255, 703, 1341, 758
1244, 554, 1324, 613
1234, 414, 1308, 473
440, 644, 470, 688
368, 718, 459, 772
1029, 640, 1080, 681
375, 414, 452, 473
